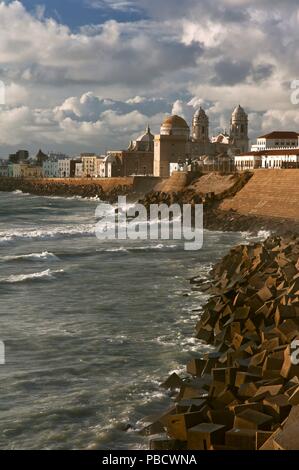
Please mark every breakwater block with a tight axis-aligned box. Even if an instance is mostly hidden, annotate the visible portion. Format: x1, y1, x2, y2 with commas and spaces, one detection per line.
143, 235, 299, 450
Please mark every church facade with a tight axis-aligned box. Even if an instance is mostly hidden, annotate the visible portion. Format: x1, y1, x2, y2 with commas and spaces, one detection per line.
154, 105, 249, 177
107, 125, 155, 176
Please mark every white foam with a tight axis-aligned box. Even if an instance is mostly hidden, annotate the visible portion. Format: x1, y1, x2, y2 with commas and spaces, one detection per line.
12, 190, 30, 196
0, 224, 95, 244
105, 247, 129, 253
2, 251, 59, 262
241, 229, 272, 241
2, 269, 64, 284
131, 244, 178, 251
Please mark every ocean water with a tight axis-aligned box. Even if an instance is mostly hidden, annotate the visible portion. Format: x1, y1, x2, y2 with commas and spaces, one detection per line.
0, 191, 263, 450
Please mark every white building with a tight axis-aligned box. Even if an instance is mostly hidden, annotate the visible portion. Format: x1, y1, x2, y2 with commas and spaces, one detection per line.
251, 131, 299, 151
43, 158, 59, 178
235, 148, 299, 170
98, 156, 113, 178
235, 153, 262, 170
75, 162, 83, 177
12, 163, 22, 178
58, 159, 71, 178
261, 150, 299, 168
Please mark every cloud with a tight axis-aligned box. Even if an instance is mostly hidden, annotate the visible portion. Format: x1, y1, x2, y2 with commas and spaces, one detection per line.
212, 60, 252, 86
0, 0, 298, 155
0, 2, 200, 94
86, 0, 141, 13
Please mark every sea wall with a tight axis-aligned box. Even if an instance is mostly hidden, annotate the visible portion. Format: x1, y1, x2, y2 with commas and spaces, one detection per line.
140, 171, 299, 234
0, 177, 135, 202
0, 176, 163, 201
145, 235, 299, 450
220, 170, 299, 221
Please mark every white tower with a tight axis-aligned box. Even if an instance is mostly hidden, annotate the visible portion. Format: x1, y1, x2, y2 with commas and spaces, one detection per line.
192, 107, 209, 143
230, 105, 249, 153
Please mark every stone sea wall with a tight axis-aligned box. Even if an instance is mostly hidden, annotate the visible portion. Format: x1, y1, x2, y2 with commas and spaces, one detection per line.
0, 177, 134, 203
145, 235, 299, 450
221, 170, 299, 221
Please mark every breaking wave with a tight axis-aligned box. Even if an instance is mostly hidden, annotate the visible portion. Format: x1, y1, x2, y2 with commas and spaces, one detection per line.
1, 269, 64, 284
0, 224, 95, 245
12, 190, 30, 196
1, 251, 59, 262
241, 229, 272, 241
99, 244, 178, 253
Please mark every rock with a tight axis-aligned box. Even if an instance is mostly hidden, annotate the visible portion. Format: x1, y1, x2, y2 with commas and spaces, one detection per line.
149, 235, 299, 450
187, 423, 226, 450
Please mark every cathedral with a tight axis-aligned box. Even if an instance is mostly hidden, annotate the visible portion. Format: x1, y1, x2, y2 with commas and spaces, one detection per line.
154, 105, 249, 177
107, 125, 155, 176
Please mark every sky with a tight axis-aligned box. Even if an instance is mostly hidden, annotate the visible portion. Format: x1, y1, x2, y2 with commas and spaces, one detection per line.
0, 0, 299, 156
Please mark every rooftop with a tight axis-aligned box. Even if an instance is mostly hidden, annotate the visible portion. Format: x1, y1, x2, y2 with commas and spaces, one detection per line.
161, 115, 189, 129
258, 131, 299, 140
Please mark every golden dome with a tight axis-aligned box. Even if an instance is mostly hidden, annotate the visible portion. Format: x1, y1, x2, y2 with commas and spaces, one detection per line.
162, 115, 189, 129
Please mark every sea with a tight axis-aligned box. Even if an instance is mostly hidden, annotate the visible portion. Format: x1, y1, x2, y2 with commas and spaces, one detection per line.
0, 190, 268, 450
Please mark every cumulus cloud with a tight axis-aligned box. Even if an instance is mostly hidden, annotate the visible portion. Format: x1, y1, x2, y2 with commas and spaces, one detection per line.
0, 0, 298, 154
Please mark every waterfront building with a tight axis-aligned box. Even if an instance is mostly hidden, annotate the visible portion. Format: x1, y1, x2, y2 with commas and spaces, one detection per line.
58, 159, 71, 178
96, 155, 113, 178
12, 162, 43, 178
0, 159, 8, 177
251, 131, 299, 151
42, 158, 59, 178
75, 162, 83, 178
69, 158, 81, 178
81, 154, 98, 177
235, 148, 299, 170
96, 156, 107, 178
8, 162, 13, 177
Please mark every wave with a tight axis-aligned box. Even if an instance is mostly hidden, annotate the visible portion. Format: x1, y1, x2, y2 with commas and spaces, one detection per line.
104, 247, 129, 253
40, 194, 102, 202
12, 190, 30, 196
1, 251, 59, 262
0, 224, 95, 245
131, 243, 178, 251
98, 243, 178, 253
241, 229, 271, 241
1, 269, 64, 284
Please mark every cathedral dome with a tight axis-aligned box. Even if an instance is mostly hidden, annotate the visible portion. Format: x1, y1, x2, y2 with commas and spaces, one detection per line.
160, 115, 190, 137
136, 125, 154, 143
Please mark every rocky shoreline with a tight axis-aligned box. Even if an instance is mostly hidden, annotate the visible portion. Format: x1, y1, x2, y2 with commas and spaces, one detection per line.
144, 234, 299, 450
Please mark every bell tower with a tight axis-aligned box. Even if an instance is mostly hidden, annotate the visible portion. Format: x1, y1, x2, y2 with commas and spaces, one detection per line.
192, 107, 209, 143
230, 105, 249, 153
